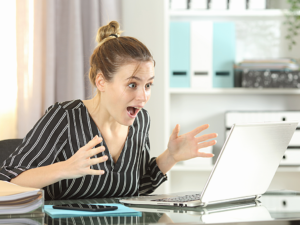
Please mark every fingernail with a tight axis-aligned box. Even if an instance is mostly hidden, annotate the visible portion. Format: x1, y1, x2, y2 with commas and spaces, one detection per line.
98, 136, 102, 141
216, 133, 218, 137
103, 155, 108, 160
101, 171, 105, 175
93, 135, 98, 140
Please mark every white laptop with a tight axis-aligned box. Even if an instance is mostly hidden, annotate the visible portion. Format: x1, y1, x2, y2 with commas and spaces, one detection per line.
120, 121, 298, 207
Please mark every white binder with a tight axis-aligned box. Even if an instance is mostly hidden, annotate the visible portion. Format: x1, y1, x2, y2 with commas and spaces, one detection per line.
248, 0, 266, 9
210, 0, 227, 10
190, 21, 213, 88
170, 0, 187, 9
229, 0, 246, 10
190, 0, 207, 9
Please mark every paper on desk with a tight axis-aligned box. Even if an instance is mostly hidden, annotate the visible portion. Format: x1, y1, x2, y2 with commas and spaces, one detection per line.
44, 204, 142, 218
0, 181, 40, 201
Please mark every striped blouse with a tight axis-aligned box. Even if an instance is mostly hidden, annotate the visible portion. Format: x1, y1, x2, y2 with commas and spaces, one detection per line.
0, 99, 167, 200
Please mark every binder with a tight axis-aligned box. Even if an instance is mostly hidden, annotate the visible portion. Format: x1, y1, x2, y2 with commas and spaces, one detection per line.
210, 0, 227, 10
170, 0, 188, 9
212, 22, 235, 88
170, 22, 190, 88
190, 21, 213, 88
190, 0, 208, 9
248, 0, 266, 10
229, 0, 246, 10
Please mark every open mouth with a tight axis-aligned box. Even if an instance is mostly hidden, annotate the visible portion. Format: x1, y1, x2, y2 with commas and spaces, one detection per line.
127, 106, 141, 118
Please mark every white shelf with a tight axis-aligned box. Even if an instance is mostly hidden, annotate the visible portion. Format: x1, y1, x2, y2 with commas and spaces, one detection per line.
169, 9, 299, 18
169, 88, 300, 95
171, 165, 214, 171
170, 165, 300, 172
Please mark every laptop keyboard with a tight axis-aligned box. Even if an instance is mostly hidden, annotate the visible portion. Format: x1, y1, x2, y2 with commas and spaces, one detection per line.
151, 194, 201, 202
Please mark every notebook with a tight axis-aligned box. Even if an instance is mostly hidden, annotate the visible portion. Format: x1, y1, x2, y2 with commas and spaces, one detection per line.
44, 204, 141, 218
120, 121, 298, 207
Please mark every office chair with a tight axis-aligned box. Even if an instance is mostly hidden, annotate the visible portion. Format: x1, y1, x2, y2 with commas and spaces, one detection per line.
0, 139, 23, 165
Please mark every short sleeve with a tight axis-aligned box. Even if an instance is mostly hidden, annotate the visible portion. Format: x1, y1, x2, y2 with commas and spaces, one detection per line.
0, 102, 69, 181
139, 134, 167, 195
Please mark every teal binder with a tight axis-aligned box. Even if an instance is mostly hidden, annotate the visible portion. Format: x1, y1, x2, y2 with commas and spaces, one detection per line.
170, 22, 190, 88
212, 22, 235, 88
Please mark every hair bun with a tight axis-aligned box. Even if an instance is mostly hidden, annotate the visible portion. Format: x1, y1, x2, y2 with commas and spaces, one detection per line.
96, 21, 122, 44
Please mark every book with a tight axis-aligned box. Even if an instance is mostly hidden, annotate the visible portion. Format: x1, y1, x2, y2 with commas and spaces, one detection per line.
0, 181, 44, 217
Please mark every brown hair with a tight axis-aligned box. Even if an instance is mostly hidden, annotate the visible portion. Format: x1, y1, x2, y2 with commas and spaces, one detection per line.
89, 21, 155, 92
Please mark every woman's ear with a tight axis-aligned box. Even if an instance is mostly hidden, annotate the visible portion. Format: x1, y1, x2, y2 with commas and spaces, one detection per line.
95, 73, 106, 92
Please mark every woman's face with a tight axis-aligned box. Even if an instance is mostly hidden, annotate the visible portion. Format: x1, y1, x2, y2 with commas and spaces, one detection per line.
98, 61, 155, 126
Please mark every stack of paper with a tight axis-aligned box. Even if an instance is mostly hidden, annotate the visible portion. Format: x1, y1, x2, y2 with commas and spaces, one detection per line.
0, 181, 44, 216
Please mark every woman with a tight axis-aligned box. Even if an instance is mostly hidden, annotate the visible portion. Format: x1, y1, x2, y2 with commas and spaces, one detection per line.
0, 21, 217, 200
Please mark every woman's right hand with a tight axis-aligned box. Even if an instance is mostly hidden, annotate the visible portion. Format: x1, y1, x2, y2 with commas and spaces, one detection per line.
61, 135, 107, 179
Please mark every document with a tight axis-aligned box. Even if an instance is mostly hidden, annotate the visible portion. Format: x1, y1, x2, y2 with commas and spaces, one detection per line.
0, 181, 44, 215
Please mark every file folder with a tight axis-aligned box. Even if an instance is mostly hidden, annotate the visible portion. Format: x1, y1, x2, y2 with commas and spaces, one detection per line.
212, 22, 235, 88
170, 22, 190, 88
190, 21, 213, 88
44, 204, 142, 218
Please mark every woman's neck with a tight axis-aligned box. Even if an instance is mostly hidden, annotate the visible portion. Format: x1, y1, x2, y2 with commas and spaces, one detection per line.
83, 94, 127, 134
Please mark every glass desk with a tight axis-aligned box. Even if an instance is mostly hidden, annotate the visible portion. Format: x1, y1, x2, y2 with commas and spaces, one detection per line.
4, 191, 300, 225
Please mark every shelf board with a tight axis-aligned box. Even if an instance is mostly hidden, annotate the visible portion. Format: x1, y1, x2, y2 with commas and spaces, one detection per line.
171, 165, 214, 171
169, 88, 300, 95
169, 9, 299, 17
170, 165, 300, 172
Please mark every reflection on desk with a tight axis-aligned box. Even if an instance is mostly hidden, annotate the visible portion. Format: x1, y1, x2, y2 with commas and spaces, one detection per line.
9, 191, 300, 225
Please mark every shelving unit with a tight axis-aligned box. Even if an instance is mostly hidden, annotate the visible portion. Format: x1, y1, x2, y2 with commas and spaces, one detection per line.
169, 9, 291, 17
170, 88, 300, 95
122, 0, 300, 194
168, 1, 300, 194
171, 164, 300, 172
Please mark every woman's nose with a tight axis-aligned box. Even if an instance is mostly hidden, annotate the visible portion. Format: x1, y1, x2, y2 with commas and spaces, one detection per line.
137, 87, 148, 102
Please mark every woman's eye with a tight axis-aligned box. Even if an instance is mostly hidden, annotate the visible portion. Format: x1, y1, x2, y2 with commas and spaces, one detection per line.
128, 83, 136, 88
146, 83, 153, 88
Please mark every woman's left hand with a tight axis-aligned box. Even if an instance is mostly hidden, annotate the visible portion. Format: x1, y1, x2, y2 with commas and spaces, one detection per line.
167, 124, 217, 163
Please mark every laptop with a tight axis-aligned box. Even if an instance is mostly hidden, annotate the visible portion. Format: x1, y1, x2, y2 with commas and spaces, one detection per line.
120, 121, 298, 207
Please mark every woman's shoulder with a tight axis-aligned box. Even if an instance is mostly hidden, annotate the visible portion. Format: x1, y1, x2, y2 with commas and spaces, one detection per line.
133, 108, 151, 132
139, 108, 150, 121
45, 99, 84, 114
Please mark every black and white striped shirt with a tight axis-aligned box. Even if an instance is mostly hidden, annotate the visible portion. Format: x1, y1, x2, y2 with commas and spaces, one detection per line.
0, 100, 167, 200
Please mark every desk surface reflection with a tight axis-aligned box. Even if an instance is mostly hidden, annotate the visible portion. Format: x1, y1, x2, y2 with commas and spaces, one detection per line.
4, 191, 300, 225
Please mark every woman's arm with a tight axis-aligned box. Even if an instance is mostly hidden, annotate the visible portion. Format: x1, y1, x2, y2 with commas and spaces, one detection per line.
155, 149, 176, 175
10, 161, 66, 189
10, 136, 107, 189
156, 124, 217, 175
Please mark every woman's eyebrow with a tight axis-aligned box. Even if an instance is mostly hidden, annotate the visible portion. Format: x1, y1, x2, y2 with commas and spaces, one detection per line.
126, 76, 155, 81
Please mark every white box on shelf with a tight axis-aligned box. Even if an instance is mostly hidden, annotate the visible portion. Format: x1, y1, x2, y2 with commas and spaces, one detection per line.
182, 146, 213, 166
190, 0, 207, 9
281, 149, 300, 166
289, 131, 300, 147
170, 0, 188, 9
209, 0, 227, 10
248, 0, 266, 10
229, 0, 246, 10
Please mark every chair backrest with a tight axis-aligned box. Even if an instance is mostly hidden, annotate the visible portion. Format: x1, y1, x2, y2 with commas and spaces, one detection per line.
0, 139, 23, 166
